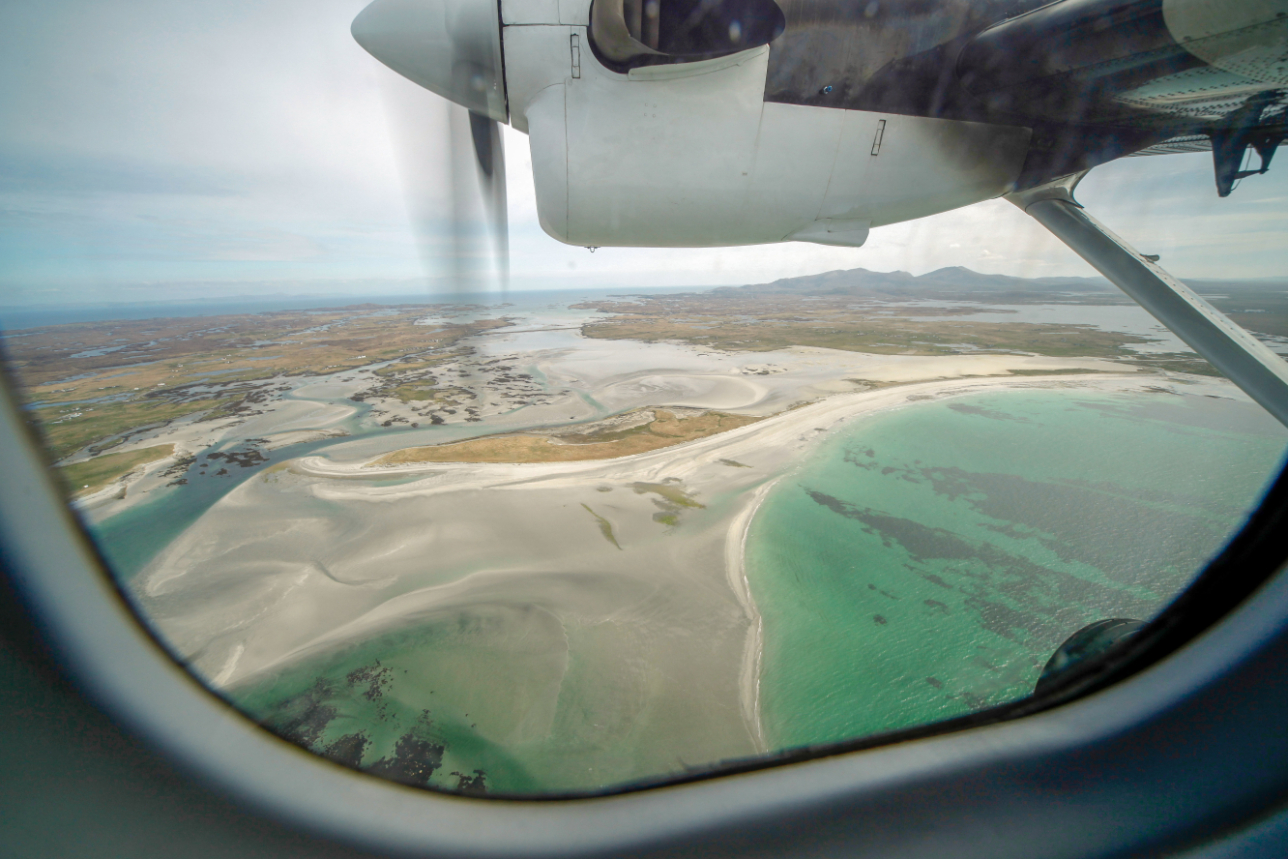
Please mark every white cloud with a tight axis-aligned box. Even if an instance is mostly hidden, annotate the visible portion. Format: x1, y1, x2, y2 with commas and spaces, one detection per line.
1, 0, 1284, 304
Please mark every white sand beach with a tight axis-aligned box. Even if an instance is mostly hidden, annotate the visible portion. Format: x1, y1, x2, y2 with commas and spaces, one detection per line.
132, 356, 1177, 783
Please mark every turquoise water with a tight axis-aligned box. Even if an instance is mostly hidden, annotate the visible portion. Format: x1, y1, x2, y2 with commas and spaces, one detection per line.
745, 388, 1288, 752
228, 617, 557, 796
88, 430, 368, 580
227, 600, 722, 797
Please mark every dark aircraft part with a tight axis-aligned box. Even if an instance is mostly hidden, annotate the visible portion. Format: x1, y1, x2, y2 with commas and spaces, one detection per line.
762, 0, 1036, 111
765, 0, 1199, 118
1035, 618, 1145, 697
469, 111, 497, 179
1210, 93, 1287, 196
763, 0, 1192, 185
764, 0, 1288, 190
467, 110, 509, 287
1212, 128, 1285, 197
589, 0, 786, 71
955, 0, 1201, 123
352, 0, 510, 295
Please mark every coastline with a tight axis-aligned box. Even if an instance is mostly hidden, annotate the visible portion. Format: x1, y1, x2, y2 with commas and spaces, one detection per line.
140, 371, 1171, 684
71, 338, 1140, 523
728, 478, 777, 753
128, 367, 1226, 791
19, 277, 1284, 794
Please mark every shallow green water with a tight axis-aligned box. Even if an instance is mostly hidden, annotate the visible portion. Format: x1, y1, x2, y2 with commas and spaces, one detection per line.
227, 387, 1287, 796
745, 388, 1287, 752
227, 598, 719, 797
228, 611, 562, 796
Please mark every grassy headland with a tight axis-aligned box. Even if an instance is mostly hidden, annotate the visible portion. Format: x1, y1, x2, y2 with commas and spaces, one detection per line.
373, 409, 762, 466
57, 444, 176, 497
577, 292, 1151, 359
574, 267, 1288, 377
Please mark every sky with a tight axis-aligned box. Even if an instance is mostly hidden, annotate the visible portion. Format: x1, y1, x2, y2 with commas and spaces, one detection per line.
1, 0, 1286, 306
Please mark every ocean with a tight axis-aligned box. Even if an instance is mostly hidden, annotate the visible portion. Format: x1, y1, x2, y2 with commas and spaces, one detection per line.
218, 384, 1288, 797
745, 387, 1288, 752
0, 286, 705, 331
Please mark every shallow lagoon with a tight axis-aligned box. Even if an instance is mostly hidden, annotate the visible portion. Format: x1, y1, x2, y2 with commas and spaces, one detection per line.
223, 384, 1288, 797
746, 387, 1288, 751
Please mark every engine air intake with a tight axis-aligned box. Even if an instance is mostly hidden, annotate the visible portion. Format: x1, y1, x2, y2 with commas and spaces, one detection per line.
589, 0, 785, 71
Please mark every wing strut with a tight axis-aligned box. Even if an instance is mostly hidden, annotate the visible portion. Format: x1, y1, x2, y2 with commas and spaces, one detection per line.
1007, 173, 1288, 428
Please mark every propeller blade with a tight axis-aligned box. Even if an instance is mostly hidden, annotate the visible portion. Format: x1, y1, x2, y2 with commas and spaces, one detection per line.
354, 0, 509, 297
467, 110, 509, 291
442, 105, 507, 295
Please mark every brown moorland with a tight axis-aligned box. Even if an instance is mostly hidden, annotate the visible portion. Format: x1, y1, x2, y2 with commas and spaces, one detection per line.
57, 443, 176, 497
2, 306, 509, 460
373, 409, 762, 466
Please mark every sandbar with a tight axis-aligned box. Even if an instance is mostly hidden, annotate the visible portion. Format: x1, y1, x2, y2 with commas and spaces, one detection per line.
132, 370, 1169, 789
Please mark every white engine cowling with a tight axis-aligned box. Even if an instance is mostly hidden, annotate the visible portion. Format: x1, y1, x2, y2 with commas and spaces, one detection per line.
502, 0, 1031, 248
356, 0, 1035, 250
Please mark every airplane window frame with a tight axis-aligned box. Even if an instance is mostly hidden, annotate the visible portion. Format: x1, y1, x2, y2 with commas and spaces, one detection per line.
3, 341, 1288, 857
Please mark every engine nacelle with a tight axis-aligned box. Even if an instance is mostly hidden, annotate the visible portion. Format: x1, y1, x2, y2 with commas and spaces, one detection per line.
354, 0, 1033, 250
504, 0, 1030, 248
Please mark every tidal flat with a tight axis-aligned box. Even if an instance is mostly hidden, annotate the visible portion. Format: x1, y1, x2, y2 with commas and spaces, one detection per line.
746, 388, 1288, 751
5, 270, 1286, 796
134, 372, 1241, 794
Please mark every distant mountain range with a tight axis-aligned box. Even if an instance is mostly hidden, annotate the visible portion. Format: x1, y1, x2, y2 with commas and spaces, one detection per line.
721, 266, 1284, 299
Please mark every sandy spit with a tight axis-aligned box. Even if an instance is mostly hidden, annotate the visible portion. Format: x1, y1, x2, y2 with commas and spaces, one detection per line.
131, 372, 1164, 782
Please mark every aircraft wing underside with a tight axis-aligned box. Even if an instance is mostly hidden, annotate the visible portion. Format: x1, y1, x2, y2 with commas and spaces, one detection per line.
763, 0, 1288, 190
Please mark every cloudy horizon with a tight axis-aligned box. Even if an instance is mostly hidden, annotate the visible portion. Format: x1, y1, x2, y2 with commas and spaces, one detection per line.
3, 0, 1286, 308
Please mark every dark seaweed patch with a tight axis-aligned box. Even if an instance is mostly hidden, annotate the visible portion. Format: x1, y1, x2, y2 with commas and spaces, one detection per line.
347, 661, 394, 701
253, 661, 485, 795
369, 733, 447, 788
323, 733, 371, 768
911, 465, 1222, 592
267, 678, 339, 748
205, 447, 268, 468
803, 488, 1150, 646
946, 402, 1033, 423
452, 770, 488, 795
